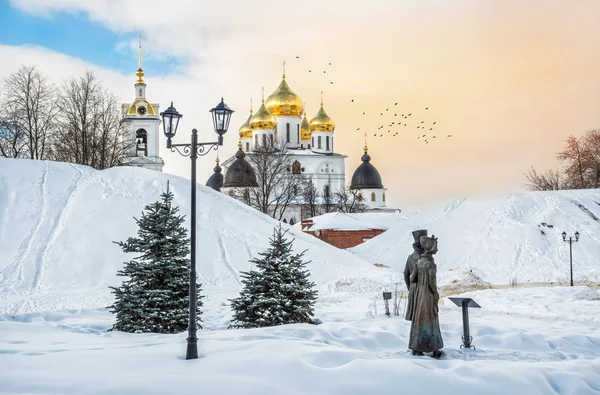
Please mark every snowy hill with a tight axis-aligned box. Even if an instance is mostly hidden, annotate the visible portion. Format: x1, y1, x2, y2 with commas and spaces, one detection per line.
0, 159, 389, 314
350, 189, 600, 286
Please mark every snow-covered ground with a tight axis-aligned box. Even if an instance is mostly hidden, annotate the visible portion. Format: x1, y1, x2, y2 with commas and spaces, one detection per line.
1, 286, 599, 394
351, 189, 600, 286
1, 159, 600, 394
0, 159, 390, 315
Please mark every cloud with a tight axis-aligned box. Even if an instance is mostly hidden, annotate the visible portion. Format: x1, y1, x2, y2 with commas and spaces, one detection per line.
3, 0, 600, 206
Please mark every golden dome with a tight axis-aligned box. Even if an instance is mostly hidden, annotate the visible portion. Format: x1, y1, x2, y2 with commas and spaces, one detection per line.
265, 62, 304, 117
301, 110, 311, 140
250, 88, 277, 130
309, 92, 335, 132
126, 99, 156, 115
239, 100, 253, 139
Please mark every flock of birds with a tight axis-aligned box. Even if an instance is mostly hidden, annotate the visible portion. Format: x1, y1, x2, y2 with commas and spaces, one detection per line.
292, 56, 456, 146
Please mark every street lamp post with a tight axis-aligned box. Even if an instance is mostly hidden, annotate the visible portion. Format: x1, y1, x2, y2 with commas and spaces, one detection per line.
160, 99, 234, 360
561, 231, 580, 287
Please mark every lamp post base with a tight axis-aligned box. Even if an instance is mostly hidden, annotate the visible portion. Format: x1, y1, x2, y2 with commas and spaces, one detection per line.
185, 337, 198, 360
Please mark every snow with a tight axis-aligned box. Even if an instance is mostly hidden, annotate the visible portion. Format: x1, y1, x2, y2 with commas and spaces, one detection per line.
0, 158, 390, 315
298, 211, 405, 231
1, 286, 599, 394
350, 189, 600, 286
1, 158, 600, 394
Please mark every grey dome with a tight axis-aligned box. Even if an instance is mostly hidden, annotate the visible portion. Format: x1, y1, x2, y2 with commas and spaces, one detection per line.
206, 162, 223, 192
223, 148, 258, 188
350, 151, 383, 189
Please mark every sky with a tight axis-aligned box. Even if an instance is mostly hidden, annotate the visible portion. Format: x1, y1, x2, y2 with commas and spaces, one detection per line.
1, 0, 599, 206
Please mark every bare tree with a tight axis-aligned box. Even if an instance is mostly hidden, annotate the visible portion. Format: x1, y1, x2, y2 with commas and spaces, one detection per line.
525, 130, 600, 191
0, 116, 27, 158
229, 139, 307, 221
51, 71, 133, 169
300, 179, 320, 219
0, 66, 57, 159
321, 183, 336, 214
524, 166, 563, 191
336, 186, 367, 213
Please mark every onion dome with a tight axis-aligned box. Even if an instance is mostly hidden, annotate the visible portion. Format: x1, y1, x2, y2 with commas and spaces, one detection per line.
265, 62, 304, 117
250, 88, 277, 130
350, 146, 383, 189
223, 142, 259, 188
300, 110, 311, 140
239, 101, 253, 139
206, 156, 224, 192
309, 92, 335, 132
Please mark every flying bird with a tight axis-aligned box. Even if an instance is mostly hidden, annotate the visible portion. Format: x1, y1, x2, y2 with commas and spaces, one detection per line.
433, 121, 436, 125
296, 56, 300, 58
351, 99, 354, 102
395, 103, 398, 105
330, 81, 334, 84
356, 128, 360, 130
328, 62, 332, 65
421, 121, 424, 123
408, 113, 412, 116
308, 70, 312, 72
430, 128, 433, 130
447, 134, 452, 137
425, 107, 429, 110
323, 70, 326, 73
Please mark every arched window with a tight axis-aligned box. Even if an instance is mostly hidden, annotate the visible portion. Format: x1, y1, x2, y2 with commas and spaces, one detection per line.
255, 134, 258, 146
383, 192, 386, 202
286, 123, 290, 143
296, 124, 300, 143
135, 129, 148, 156
283, 218, 288, 223
357, 193, 363, 202
246, 142, 250, 152
371, 192, 376, 202
289, 218, 295, 225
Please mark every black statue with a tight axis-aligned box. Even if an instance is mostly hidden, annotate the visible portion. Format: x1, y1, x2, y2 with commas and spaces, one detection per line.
404, 229, 428, 321
408, 235, 444, 358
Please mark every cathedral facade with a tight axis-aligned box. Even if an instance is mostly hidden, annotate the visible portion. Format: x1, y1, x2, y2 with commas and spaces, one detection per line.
213, 67, 389, 224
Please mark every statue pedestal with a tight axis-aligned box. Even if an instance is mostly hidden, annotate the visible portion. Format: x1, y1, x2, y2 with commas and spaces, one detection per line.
449, 297, 481, 350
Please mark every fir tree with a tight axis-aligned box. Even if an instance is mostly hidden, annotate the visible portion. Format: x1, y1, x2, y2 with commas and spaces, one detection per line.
109, 186, 202, 333
229, 225, 318, 329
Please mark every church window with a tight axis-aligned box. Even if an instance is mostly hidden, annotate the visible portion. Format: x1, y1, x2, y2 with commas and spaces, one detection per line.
262, 134, 267, 146
292, 185, 298, 195
308, 144, 311, 149
286, 123, 290, 143
324, 184, 331, 196
289, 218, 295, 225
357, 193, 363, 202
383, 192, 386, 202
297, 124, 300, 143
255, 134, 258, 146
326, 136, 330, 151
301, 144, 304, 148
246, 142, 250, 152
312, 137, 314, 147
283, 218, 288, 224
292, 160, 301, 174
139, 89, 142, 97
135, 129, 148, 156
331, 137, 333, 151
318, 136, 322, 149
371, 192, 376, 202
270, 134, 274, 145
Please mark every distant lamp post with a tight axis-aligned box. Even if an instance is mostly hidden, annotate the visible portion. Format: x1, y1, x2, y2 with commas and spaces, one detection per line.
561, 231, 580, 287
160, 99, 234, 360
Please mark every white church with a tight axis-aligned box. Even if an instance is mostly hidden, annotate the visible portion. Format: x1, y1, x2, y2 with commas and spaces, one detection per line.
120, 43, 164, 172
214, 65, 390, 224
119, 50, 389, 224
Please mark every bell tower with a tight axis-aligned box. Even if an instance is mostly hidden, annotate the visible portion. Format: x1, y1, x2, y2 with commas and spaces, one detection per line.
121, 37, 164, 172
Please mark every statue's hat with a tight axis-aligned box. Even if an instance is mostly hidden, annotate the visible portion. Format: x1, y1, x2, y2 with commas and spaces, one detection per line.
412, 229, 428, 242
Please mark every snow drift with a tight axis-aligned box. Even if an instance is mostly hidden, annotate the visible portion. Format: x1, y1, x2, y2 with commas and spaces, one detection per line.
0, 159, 389, 314
350, 189, 600, 286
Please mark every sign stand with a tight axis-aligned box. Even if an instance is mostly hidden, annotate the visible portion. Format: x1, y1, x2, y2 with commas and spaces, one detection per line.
448, 297, 481, 350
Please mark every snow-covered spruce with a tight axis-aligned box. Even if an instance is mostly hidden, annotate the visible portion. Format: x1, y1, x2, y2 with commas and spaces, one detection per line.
229, 225, 318, 329
108, 188, 202, 333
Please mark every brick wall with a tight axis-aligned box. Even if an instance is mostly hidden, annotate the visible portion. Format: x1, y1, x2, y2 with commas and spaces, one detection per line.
305, 229, 385, 249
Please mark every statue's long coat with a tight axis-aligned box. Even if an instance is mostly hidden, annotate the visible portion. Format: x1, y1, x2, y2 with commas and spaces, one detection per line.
403, 248, 421, 321
408, 255, 444, 353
